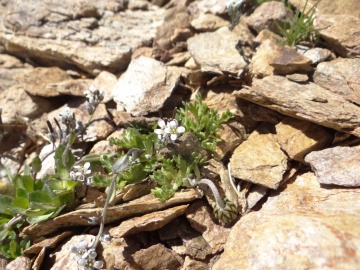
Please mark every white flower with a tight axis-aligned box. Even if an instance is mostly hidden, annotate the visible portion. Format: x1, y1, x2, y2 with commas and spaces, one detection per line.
154, 119, 167, 139
70, 162, 92, 183
164, 120, 185, 141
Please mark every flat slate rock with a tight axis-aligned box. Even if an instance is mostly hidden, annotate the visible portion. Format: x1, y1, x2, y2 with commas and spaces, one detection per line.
237, 75, 360, 138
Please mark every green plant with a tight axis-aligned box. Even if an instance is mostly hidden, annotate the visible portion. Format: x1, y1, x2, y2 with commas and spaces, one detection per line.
277, 0, 319, 47
176, 94, 234, 151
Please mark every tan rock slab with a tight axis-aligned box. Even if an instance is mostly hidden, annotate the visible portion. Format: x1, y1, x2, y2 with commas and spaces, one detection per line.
316, 14, 360, 58
109, 204, 188, 238
275, 116, 332, 163
132, 244, 183, 270
229, 124, 289, 189
313, 58, 360, 104
187, 27, 247, 76
190, 13, 228, 32
5, 256, 31, 270
47, 79, 92, 97
186, 200, 231, 254
213, 172, 360, 270
237, 75, 360, 138
305, 145, 360, 187
249, 40, 313, 78
91, 71, 117, 103
180, 256, 207, 270
21, 189, 200, 240
247, 1, 293, 34
112, 56, 181, 116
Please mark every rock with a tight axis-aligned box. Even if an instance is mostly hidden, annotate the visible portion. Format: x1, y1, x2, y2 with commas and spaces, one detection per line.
249, 40, 313, 78
47, 78, 92, 97
305, 146, 360, 187
190, 13, 228, 32
5, 256, 31, 270
112, 56, 181, 116
253, 29, 282, 47
275, 116, 332, 163
180, 256, 207, 270
285, 73, 309, 83
154, 0, 190, 50
49, 234, 96, 270
187, 27, 248, 77
288, 0, 360, 17
0, 2, 164, 75
109, 204, 188, 238
186, 200, 231, 254
189, 0, 229, 15
0, 85, 55, 124
313, 58, 360, 105
165, 51, 191, 66
246, 1, 293, 34
229, 124, 289, 189
316, 14, 360, 58
303, 47, 332, 64
132, 243, 183, 270
0, 53, 33, 93
213, 172, 360, 270
237, 76, 360, 138
20, 67, 72, 97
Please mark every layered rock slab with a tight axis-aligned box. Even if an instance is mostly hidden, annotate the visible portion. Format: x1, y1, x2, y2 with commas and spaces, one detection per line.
237, 75, 360, 138
0, 1, 164, 75
213, 172, 360, 270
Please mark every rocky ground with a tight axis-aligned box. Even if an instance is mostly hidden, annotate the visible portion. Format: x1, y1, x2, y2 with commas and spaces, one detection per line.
0, 0, 360, 269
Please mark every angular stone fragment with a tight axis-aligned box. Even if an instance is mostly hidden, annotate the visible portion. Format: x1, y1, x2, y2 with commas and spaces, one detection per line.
132, 244, 183, 270
316, 14, 360, 58
180, 256, 207, 270
5, 256, 31, 270
186, 201, 231, 254
91, 71, 117, 103
20, 67, 72, 97
249, 40, 313, 78
313, 58, 360, 104
246, 1, 293, 34
112, 56, 181, 116
275, 117, 332, 163
305, 146, 360, 187
47, 79, 92, 97
237, 76, 360, 138
190, 13, 228, 32
303, 47, 332, 64
109, 204, 188, 238
187, 27, 247, 76
213, 172, 360, 270
229, 124, 289, 189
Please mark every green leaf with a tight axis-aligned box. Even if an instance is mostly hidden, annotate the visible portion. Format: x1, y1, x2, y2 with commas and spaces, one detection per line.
0, 224, 9, 241
47, 179, 78, 191
31, 156, 42, 173
13, 175, 25, 190
12, 197, 29, 209
28, 190, 54, 205
0, 195, 12, 213
23, 165, 31, 176
26, 213, 54, 224
23, 175, 34, 192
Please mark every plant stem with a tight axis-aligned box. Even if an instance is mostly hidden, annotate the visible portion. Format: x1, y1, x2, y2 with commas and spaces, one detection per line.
92, 172, 118, 249
198, 178, 225, 209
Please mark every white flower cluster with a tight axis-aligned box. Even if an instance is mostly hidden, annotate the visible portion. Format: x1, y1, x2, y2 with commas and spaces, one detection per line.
59, 107, 76, 129
154, 119, 185, 143
71, 240, 104, 270
70, 162, 93, 185
84, 86, 105, 114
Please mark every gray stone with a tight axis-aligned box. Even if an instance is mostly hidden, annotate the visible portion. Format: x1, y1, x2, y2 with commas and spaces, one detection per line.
190, 13, 228, 32
112, 56, 181, 116
305, 146, 360, 187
